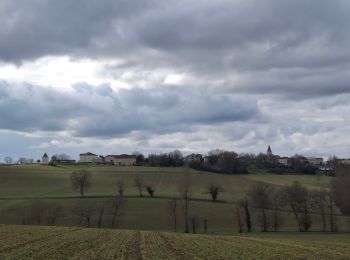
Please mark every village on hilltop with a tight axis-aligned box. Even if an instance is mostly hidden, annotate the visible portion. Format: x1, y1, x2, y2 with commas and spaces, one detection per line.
38, 145, 350, 174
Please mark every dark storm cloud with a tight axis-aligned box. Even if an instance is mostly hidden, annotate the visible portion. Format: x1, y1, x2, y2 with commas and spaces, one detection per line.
0, 82, 260, 137
1, 1, 350, 98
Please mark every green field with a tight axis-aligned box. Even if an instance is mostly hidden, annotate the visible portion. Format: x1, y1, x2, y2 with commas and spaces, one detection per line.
1, 225, 350, 259
0, 164, 346, 233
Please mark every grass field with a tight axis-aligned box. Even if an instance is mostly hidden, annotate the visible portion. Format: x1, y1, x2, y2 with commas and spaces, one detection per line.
0, 164, 332, 199
0, 164, 346, 233
1, 224, 350, 259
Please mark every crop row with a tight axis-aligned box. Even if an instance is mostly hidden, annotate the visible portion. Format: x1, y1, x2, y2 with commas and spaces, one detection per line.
2, 225, 350, 259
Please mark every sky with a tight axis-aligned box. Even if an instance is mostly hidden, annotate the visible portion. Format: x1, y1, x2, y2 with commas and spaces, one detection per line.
1, 0, 350, 161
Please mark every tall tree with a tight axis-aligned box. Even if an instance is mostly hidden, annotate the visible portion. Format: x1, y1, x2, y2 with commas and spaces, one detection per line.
70, 170, 92, 197
239, 198, 252, 232
168, 197, 178, 232
283, 181, 313, 232
248, 183, 272, 232
179, 171, 191, 233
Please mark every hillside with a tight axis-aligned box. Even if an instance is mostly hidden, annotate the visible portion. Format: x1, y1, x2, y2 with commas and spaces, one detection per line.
1, 225, 350, 259
0, 164, 344, 233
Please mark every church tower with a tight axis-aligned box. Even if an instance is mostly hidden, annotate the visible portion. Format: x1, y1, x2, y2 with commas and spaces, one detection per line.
267, 145, 273, 157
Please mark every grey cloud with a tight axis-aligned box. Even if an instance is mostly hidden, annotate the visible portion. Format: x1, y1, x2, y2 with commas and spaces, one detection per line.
0, 81, 260, 137
1, 0, 350, 99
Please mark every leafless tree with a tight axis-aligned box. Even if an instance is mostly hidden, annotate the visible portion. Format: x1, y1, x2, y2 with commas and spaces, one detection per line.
179, 171, 191, 233
234, 203, 244, 233
313, 189, 327, 232
189, 216, 200, 234
331, 166, 350, 215
110, 195, 126, 228
4, 156, 12, 164
168, 197, 178, 232
117, 180, 125, 196
239, 198, 252, 232
146, 185, 155, 197
325, 191, 337, 232
271, 188, 284, 232
74, 199, 94, 227
97, 204, 106, 228
205, 184, 225, 202
134, 176, 145, 197
283, 181, 313, 232
248, 183, 272, 232
203, 219, 208, 233
44, 205, 62, 226
70, 170, 92, 197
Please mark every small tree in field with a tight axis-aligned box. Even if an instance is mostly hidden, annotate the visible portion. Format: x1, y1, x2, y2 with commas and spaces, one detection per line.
146, 185, 155, 197
205, 184, 225, 202
117, 180, 125, 196
70, 170, 91, 197
134, 176, 145, 197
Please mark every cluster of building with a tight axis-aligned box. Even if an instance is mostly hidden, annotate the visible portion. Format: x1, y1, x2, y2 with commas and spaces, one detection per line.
266, 145, 323, 167
41, 145, 350, 169
42, 152, 137, 166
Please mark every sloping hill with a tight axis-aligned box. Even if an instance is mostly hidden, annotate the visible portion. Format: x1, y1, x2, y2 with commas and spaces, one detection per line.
1, 225, 350, 259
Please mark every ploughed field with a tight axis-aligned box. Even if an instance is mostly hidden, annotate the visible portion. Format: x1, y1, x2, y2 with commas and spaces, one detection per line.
1, 225, 350, 260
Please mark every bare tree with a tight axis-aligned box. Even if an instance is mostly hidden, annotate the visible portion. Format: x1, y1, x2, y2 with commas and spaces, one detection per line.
331, 166, 350, 215
168, 197, 178, 232
117, 180, 125, 196
97, 204, 106, 228
313, 189, 327, 232
110, 195, 126, 228
179, 171, 191, 233
203, 219, 208, 233
44, 205, 62, 226
74, 199, 94, 227
239, 198, 252, 232
248, 183, 272, 232
4, 156, 12, 164
70, 170, 92, 197
325, 191, 337, 232
146, 185, 155, 197
234, 203, 244, 233
205, 184, 225, 202
271, 188, 284, 232
134, 176, 145, 197
283, 181, 313, 232
189, 216, 200, 234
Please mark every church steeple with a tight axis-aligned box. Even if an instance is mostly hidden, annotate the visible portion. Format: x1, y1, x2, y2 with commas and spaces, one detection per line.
267, 145, 273, 157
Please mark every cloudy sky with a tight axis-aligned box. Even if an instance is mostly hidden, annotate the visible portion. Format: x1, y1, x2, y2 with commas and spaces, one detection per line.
1, 0, 350, 161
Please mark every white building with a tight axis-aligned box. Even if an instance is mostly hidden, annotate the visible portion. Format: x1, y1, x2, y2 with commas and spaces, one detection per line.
79, 152, 100, 163
306, 157, 323, 166
42, 153, 49, 164
277, 157, 290, 166
105, 154, 136, 166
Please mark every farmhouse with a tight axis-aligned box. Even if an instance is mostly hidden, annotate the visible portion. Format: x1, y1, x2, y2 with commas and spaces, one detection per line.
184, 154, 203, 163
79, 152, 101, 163
277, 157, 290, 166
306, 157, 323, 166
42, 153, 49, 164
105, 154, 136, 166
